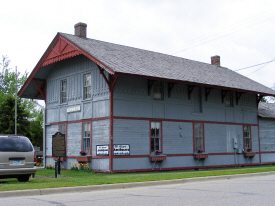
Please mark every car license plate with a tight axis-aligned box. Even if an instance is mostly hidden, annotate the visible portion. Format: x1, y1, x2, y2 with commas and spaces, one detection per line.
13, 160, 21, 165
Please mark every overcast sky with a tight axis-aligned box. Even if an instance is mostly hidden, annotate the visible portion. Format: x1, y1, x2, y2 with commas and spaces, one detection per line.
1, 0, 275, 93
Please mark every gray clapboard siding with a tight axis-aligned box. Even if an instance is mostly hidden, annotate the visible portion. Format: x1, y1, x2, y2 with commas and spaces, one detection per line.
113, 119, 150, 155
260, 118, 275, 151
45, 124, 58, 156
162, 121, 193, 154
67, 122, 81, 156
92, 119, 110, 156
251, 126, 259, 152
205, 124, 243, 153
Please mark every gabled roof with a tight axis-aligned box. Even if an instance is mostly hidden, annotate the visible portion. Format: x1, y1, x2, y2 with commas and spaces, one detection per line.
19, 32, 275, 99
258, 102, 275, 118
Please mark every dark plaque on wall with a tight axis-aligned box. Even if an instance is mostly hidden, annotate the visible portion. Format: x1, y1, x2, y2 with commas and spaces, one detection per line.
52, 132, 66, 157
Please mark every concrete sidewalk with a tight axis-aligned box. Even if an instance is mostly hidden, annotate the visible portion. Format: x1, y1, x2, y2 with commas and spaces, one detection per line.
1, 171, 275, 198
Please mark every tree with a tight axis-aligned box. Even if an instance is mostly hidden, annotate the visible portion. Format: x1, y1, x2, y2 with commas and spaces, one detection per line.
0, 55, 43, 147
0, 94, 31, 136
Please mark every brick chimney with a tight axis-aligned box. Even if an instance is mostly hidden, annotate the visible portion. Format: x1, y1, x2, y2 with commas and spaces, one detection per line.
74, 22, 87, 38
211, 55, 220, 66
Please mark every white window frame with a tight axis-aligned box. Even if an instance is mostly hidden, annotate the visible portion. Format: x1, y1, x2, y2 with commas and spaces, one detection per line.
61, 79, 67, 104
82, 122, 91, 154
84, 73, 91, 100
151, 121, 161, 153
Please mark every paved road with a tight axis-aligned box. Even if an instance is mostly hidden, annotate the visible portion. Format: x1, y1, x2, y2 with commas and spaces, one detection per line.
1, 174, 275, 206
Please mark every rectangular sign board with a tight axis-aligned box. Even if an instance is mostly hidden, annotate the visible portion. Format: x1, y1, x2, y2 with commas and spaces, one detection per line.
96, 145, 109, 156
67, 105, 81, 113
52, 132, 66, 157
113, 144, 130, 156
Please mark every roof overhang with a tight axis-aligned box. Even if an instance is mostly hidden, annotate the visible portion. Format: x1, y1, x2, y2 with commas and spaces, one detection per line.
18, 33, 114, 100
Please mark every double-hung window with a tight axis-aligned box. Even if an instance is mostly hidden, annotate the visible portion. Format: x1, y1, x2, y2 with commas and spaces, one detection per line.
244, 125, 251, 150
84, 73, 91, 99
151, 121, 161, 152
61, 80, 67, 104
154, 81, 164, 100
194, 122, 204, 152
83, 122, 91, 154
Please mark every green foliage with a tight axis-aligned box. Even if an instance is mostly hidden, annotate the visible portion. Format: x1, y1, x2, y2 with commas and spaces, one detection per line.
0, 94, 31, 136
0, 55, 43, 145
260, 96, 268, 102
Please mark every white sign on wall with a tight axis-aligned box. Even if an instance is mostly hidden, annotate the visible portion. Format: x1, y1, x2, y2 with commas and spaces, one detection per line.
96, 145, 109, 156
113, 144, 130, 155
67, 105, 81, 113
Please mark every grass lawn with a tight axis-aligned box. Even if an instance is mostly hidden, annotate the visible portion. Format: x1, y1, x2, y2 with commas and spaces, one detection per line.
1, 165, 275, 191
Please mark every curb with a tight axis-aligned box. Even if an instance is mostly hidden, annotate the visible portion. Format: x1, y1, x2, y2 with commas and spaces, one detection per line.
1, 171, 275, 198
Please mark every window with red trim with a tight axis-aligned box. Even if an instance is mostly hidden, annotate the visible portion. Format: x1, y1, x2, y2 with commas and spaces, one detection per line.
244, 125, 251, 151
151, 121, 161, 153
194, 122, 204, 152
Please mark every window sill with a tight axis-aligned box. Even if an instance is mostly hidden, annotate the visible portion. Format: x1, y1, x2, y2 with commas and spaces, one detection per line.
193, 153, 209, 159
76, 155, 91, 162
149, 154, 166, 161
243, 152, 255, 157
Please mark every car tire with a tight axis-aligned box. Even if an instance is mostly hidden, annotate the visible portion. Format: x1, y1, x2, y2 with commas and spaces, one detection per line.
17, 175, 30, 182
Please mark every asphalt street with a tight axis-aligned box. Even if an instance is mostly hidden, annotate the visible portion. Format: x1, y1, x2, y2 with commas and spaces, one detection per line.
1, 173, 275, 206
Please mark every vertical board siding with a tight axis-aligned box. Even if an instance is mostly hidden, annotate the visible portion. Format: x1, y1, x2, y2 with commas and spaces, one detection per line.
83, 102, 92, 119
113, 76, 257, 124
46, 108, 60, 123
162, 121, 193, 154
113, 119, 150, 155
46, 55, 110, 124
45, 125, 58, 155
92, 119, 110, 156
92, 100, 110, 118
260, 118, 275, 151
67, 122, 81, 156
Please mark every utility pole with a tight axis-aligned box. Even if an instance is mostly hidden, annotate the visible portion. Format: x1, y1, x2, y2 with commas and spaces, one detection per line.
15, 66, 17, 135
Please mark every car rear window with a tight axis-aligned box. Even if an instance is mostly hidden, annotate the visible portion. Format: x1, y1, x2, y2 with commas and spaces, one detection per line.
0, 137, 33, 152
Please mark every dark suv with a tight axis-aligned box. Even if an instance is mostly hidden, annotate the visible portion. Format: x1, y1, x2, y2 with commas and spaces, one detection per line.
0, 134, 37, 182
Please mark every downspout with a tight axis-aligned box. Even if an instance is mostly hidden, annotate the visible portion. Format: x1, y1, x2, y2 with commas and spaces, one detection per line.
32, 100, 45, 169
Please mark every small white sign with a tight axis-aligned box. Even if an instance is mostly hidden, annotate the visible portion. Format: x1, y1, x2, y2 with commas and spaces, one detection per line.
67, 105, 81, 113
113, 144, 130, 155
96, 145, 109, 156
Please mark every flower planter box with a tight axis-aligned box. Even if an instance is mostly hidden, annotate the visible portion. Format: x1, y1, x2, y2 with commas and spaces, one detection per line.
53, 157, 66, 161
194, 153, 208, 159
244, 152, 255, 157
149, 155, 166, 162
76, 156, 91, 162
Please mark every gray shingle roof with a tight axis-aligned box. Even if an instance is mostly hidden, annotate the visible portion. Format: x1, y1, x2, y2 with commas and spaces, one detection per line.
258, 102, 275, 118
61, 33, 275, 96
